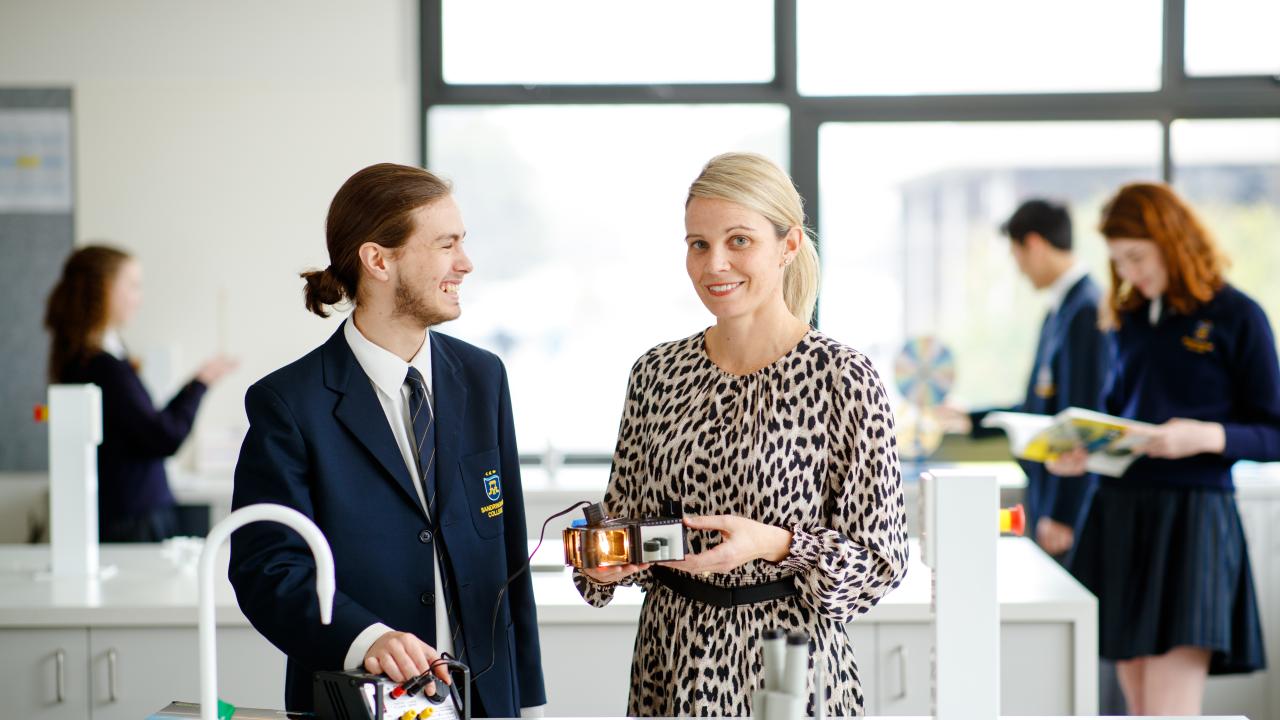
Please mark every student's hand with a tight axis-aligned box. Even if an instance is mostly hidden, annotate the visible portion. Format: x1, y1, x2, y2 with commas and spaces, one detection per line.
1035, 517, 1075, 556
195, 354, 239, 385
660, 515, 793, 576
935, 405, 974, 435
364, 630, 451, 693
1045, 447, 1088, 477
580, 562, 650, 585
1133, 418, 1226, 459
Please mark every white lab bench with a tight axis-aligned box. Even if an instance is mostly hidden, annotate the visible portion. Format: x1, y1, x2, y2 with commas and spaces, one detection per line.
0, 537, 1095, 719
2, 461, 1276, 718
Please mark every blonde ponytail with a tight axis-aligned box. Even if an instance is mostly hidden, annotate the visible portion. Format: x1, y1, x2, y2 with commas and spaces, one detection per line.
784, 231, 820, 324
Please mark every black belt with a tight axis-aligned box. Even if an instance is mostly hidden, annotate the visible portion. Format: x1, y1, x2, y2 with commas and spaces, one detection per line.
651, 565, 797, 608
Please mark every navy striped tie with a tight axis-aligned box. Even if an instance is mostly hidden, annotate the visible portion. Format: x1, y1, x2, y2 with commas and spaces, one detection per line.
405, 367, 437, 522
405, 366, 444, 646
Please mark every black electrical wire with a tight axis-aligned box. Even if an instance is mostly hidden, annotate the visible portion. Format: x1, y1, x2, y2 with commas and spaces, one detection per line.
470, 500, 592, 682
305, 501, 594, 720
401, 652, 467, 715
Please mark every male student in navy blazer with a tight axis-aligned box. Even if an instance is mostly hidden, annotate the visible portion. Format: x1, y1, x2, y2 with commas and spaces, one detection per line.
945, 199, 1111, 560
229, 163, 545, 716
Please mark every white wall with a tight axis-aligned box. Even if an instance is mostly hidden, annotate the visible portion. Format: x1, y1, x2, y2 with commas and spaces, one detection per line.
0, 0, 419, 464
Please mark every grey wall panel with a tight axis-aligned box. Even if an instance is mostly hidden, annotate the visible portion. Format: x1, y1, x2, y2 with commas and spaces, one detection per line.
0, 218, 73, 470
1, 88, 73, 471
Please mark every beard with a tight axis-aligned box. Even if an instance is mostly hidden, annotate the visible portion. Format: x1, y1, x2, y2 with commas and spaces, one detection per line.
394, 276, 455, 328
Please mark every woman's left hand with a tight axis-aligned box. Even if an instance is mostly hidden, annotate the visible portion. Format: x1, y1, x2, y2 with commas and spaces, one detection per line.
1135, 418, 1226, 459
660, 515, 792, 576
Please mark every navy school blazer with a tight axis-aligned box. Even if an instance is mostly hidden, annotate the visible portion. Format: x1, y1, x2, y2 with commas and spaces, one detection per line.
228, 322, 545, 715
61, 352, 205, 523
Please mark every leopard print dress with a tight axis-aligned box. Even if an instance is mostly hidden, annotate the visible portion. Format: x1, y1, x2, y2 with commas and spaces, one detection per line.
573, 329, 909, 717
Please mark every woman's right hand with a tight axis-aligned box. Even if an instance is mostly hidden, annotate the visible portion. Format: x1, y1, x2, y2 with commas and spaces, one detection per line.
580, 562, 650, 585
195, 354, 239, 385
1045, 447, 1088, 477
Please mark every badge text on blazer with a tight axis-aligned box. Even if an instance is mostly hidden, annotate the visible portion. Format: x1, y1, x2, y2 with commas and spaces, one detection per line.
1182, 320, 1215, 354
480, 468, 504, 518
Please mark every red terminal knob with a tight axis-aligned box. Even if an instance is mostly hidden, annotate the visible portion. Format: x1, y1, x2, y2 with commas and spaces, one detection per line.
999, 504, 1027, 536
33, 405, 49, 423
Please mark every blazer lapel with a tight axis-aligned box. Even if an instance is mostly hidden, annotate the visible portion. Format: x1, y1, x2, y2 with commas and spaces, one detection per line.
322, 323, 424, 516
430, 333, 469, 529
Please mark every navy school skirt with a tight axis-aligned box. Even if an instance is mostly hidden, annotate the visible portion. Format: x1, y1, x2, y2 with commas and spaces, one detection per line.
1069, 483, 1266, 674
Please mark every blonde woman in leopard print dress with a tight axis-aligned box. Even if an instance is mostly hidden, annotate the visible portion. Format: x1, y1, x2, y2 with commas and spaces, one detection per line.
573, 153, 909, 716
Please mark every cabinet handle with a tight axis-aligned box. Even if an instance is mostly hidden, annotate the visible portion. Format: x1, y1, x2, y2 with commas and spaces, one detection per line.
54, 649, 66, 703
107, 648, 119, 702
890, 645, 908, 700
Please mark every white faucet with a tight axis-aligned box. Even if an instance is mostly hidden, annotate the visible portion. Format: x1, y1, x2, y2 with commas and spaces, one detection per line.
198, 503, 335, 720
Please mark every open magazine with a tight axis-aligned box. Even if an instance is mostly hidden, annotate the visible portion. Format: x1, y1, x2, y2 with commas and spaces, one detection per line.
980, 407, 1155, 477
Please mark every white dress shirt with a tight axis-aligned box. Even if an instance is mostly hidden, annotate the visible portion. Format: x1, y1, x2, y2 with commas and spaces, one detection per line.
1045, 262, 1090, 316
102, 328, 127, 359
340, 318, 454, 667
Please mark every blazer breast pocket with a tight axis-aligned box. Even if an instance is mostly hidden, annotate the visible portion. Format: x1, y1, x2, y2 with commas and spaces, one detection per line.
459, 448, 506, 539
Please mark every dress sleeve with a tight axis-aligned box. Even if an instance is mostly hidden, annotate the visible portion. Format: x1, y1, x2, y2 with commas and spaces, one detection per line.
573, 357, 655, 605
778, 352, 909, 623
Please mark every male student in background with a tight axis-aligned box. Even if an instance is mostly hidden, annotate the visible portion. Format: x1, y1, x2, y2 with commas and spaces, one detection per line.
943, 199, 1111, 560
229, 163, 545, 716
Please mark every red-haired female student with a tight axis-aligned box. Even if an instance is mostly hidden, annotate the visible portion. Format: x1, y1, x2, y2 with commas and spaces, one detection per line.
1050, 183, 1273, 715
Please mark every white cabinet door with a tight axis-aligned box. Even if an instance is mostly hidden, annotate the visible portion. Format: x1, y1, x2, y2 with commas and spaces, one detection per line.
870, 621, 1077, 716
1202, 493, 1274, 720
1001, 623, 1072, 714
847, 623, 876, 715
0, 628, 90, 720
207, 627, 287, 708
1263, 494, 1280, 720
1201, 672, 1269, 720
874, 623, 933, 715
88, 627, 285, 720
537, 624, 637, 717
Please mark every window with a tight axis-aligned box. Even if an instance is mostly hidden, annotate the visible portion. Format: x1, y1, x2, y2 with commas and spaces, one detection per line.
441, 0, 774, 85
423, 0, 1280, 463
1172, 119, 1280, 327
818, 121, 1162, 408
1185, 0, 1280, 77
797, 0, 1162, 96
428, 104, 788, 453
